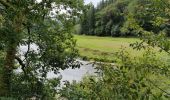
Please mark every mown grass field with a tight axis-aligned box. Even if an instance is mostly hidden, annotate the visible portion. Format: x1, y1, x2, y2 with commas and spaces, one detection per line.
74, 35, 167, 62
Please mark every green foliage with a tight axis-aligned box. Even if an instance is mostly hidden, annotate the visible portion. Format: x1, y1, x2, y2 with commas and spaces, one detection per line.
11, 73, 60, 100
80, 0, 170, 37
64, 1, 170, 99
122, 0, 170, 35
60, 0, 170, 99
80, 4, 95, 35
111, 24, 121, 37
123, 0, 170, 54
81, 0, 130, 36
0, 0, 83, 98
59, 48, 170, 100
1, 0, 170, 99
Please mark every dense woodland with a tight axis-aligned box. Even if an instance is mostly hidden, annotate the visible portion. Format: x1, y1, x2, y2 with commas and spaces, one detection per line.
0, 0, 170, 100
78, 0, 170, 37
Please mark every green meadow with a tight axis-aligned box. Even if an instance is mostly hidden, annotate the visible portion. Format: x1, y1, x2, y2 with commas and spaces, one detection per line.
74, 35, 168, 62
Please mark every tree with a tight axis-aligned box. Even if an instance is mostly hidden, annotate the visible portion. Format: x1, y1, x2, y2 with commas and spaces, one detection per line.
121, 0, 170, 48
81, 0, 170, 37
87, 4, 95, 35
0, 0, 83, 97
94, 0, 129, 36
80, 3, 95, 35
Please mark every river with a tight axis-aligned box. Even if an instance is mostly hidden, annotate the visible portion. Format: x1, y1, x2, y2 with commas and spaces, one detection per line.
47, 60, 96, 85
19, 44, 96, 84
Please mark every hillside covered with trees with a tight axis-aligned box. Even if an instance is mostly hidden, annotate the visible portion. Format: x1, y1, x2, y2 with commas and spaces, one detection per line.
79, 0, 170, 37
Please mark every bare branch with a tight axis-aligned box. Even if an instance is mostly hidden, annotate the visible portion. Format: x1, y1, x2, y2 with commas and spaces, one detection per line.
24, 26, 31, 61
15, 56, 27, 75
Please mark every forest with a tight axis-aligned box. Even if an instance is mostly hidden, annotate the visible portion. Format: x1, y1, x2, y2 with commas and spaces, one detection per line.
78, 0, 170, 37
0, 0, 170, 100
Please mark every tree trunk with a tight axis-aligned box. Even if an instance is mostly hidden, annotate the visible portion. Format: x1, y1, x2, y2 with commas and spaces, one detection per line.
0, 43, 17, 96
0, 1, 23, 97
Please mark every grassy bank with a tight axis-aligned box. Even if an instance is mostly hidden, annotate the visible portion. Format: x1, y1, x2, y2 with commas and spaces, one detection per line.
74, 35, 167, 62
74, 35, 140, 62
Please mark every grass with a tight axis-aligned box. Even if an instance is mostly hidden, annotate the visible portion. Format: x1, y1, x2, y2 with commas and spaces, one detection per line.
74, 35, 168, 62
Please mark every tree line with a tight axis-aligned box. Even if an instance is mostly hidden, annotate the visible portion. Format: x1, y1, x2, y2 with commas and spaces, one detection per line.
77, 0, 170, 37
